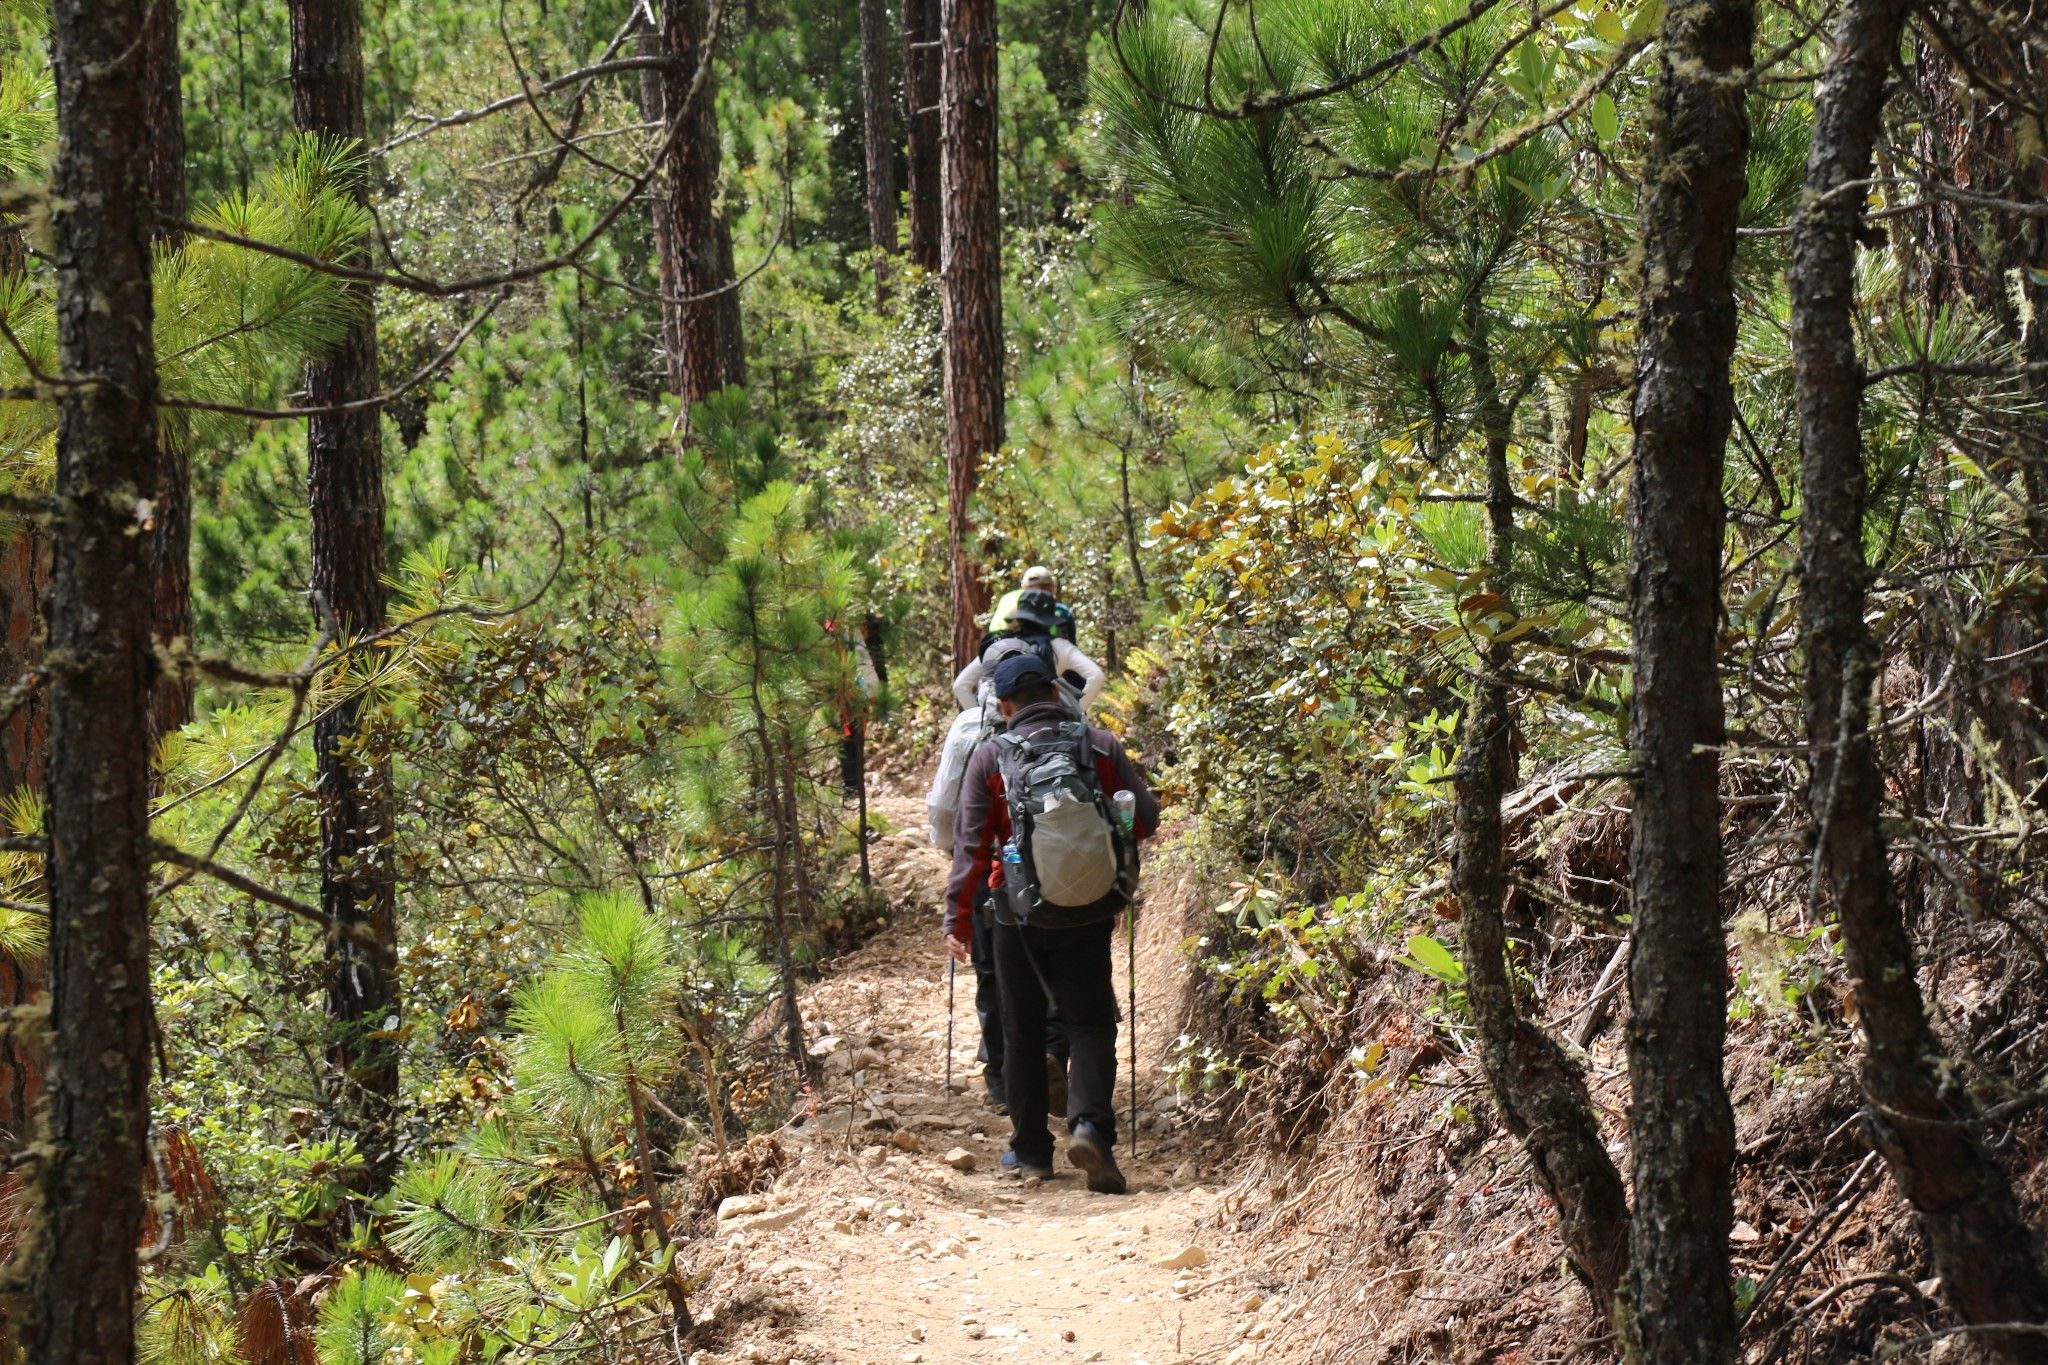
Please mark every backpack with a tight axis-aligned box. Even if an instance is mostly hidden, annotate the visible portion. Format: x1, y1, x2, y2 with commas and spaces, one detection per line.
993, 721, 1137, 926
925, 636, 1080, 853
983, 631, 1090, 714
925, 707, 993, 853
978, 630, 1055, 676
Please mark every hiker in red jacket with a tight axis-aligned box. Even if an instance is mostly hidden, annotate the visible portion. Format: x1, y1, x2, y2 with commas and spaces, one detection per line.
944, 651, 1159, 1192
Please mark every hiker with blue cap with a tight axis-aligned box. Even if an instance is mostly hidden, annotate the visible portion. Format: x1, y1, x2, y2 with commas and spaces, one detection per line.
944, 650, 1160, 1193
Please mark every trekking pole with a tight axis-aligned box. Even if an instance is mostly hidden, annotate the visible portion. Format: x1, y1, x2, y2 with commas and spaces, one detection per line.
945, 958, 956, 1098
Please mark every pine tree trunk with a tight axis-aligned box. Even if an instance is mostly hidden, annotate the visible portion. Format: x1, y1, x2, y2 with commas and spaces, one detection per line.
635, 21, 677, 369
652, 0, 744, 421
147, 0, 194, 743
1792, 1, 2048, 1351
858, 0, 899, 305
1898, 13, 2048, 819
940, 0, 1000, 668
618, 1034, 693, 1327
289, 0, 400, 1190
1621, 0, 1751, 1357
901, 0, 941, 273
23, 4, 159, 1361
144, 0, 184, 239
0, 530, 39, 802
747, 707, 807, 1067
714, 205, 744, 387
1900, 10, 2045, 331
1454, 330, 1632, 1321
776, 731, 812, 1062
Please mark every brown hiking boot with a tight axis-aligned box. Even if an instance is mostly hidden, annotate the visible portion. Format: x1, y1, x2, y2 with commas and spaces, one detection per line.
1046, 1053, 1069, 1119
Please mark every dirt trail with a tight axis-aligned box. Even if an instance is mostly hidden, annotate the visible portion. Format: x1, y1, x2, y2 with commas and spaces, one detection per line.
687, 796, 1301, 1365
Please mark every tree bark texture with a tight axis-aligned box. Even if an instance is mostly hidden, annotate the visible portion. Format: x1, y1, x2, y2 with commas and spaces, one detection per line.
144, 0, 185, 234
20, 4, 160, 1361
858, 0, 900, 303
713, 198, 744, 387
289, 0, 400, 1187
147, 0, 194, 743
940, 0, 1000, 669
1901, 8, 2046, 328
652, 0, 745, 420
902, 0, 942, 273
1454, 338, 1632, 1321
1792, 0, 2048, 1352
1621, 0, 1751, 1357
0, 532, 42, 800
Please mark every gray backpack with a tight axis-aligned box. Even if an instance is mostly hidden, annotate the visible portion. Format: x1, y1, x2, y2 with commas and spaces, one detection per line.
994, 722, 1137, 927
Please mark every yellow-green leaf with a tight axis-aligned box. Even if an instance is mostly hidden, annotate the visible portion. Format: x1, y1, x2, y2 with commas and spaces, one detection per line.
1591, 92, 1621, 141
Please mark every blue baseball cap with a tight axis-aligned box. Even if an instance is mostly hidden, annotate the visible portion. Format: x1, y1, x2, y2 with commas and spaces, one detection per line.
991, 650, 1055, 698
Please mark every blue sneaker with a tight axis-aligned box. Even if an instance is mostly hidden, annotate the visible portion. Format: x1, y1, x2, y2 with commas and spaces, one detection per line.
1000, 1150, 1055, 1181
1066, 1122, 1127, 1194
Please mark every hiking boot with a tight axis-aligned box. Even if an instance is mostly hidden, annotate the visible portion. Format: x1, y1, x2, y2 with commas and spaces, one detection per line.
1000, 1150, 1054, 1181
1066, 1122, 1127, 1195
983, 1072, 1008, 1115
1045, 1053, 1069, 1119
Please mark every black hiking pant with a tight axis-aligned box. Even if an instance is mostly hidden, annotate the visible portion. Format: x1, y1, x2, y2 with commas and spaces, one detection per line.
991, 901, 1118, 1166
971, 889, 1065, 1089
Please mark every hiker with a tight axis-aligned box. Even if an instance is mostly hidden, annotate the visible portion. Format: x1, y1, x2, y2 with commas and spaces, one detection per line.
990, 566, 1078, 644
952, 589, 1104, 715
930, 633, 1079, 1112
944, 650, 1160, 1192
832, 612, 886, 798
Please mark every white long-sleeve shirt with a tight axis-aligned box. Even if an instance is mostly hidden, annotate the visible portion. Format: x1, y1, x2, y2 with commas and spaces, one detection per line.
951, 636, 1105, 713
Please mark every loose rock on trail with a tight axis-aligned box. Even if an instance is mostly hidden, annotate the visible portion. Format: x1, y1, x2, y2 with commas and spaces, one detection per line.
683, 795, 1298, 1365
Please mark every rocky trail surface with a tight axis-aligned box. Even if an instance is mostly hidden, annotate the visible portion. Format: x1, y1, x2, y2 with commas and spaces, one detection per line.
684, 796, 1302, 1365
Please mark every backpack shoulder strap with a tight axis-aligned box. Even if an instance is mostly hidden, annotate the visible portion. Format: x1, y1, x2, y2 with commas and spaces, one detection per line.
1055, 722, 1105, 790
991, 731, 1034, 794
